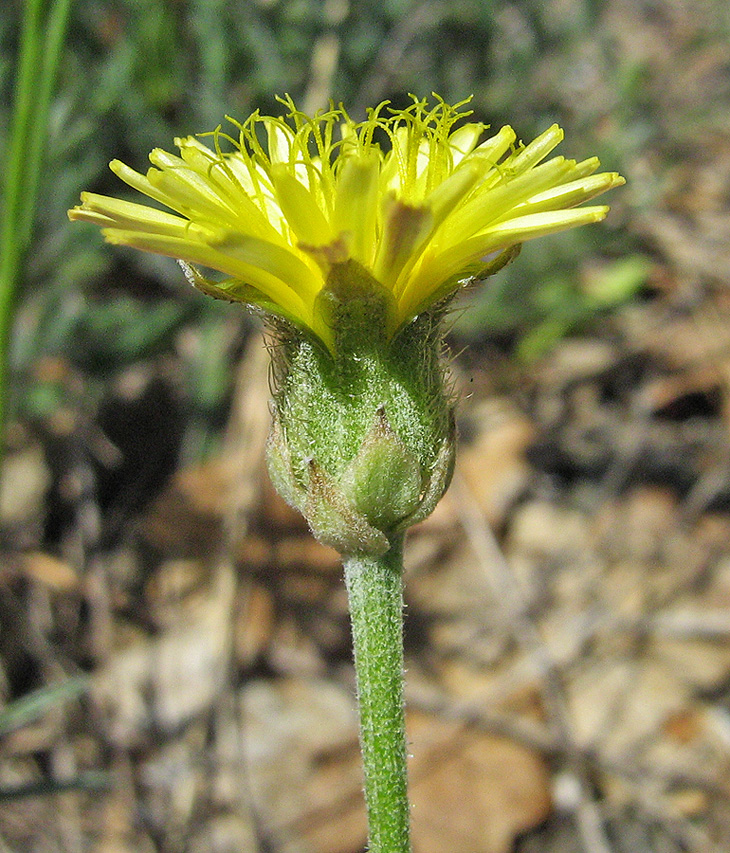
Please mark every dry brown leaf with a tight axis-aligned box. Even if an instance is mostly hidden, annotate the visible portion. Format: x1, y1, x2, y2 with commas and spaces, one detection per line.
240, 677, 365, 853
240, 677, 550, 853
234, 582, 276, 667
19, 551, 79, 591
458, 400, 535, 528
408, 709, 552, 853
94, 566, 235, 746
0, 445, 50, 527
139, 459, 233, 554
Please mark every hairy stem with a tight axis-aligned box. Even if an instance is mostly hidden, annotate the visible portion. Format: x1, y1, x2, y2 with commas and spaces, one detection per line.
343, 535, 412, 853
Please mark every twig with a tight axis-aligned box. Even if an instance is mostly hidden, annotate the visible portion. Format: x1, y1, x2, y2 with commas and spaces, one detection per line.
211, 332, 277, 847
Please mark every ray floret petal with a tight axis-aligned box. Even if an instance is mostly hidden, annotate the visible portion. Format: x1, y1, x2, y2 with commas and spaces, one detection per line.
69, 94, 624, 350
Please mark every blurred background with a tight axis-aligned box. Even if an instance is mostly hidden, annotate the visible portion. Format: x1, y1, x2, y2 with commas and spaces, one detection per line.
1, 0, 730, 851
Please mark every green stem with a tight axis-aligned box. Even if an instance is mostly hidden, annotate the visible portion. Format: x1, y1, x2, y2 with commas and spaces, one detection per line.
343, 535, 412, 853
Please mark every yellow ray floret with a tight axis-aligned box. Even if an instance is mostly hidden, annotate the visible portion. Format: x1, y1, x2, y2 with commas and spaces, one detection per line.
69, 94, 624, 350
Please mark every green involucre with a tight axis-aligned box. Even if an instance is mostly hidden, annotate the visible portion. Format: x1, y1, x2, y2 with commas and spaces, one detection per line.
266, 261, 455, 556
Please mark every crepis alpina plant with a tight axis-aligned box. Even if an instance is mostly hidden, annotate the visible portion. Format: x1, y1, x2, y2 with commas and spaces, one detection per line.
70, 94, 623, 853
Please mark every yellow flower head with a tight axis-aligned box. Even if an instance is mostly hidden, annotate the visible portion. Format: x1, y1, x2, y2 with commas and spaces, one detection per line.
69, 94, 624, 350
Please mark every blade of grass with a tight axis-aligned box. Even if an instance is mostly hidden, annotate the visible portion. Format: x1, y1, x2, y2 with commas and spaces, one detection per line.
0, 0, 73, 458
0, 0, 43, 288
0, 771, 110, 802
18, 0, 75, 245
0, 676, 89, 736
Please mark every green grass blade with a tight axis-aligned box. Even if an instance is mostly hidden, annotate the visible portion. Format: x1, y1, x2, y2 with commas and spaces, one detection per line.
0, 676, 89, 736
0, 0, 43, 287
18, 0, 75, 245
0, 771, 110, 802
0, 0, 73, 456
